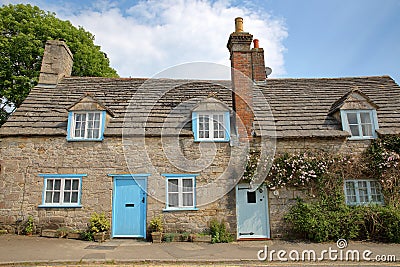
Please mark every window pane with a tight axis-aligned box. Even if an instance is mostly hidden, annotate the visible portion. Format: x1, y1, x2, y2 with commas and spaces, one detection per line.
345, 181, 357, 204
362, 124, 373, 137
72, 180, 79, 190
64, 192, 71, 203
65, 180, 71, 190
54, 179, 61, 190
46, 179, 53, 190
168, 179, 178, 192
358, 181, 368, 203
183, 179, 193, 192
168, 193, 178, 207
183, 193, 193, 206
53, 192, 60, 203
45, 192, 52, 203
370, 181, 383, 203
71, 192, 78, 203
360, 112, 371, 123
349, 125, 360, 136
347, 113, 358, 124
93, 130, 99, 139
247, 191, 256, 203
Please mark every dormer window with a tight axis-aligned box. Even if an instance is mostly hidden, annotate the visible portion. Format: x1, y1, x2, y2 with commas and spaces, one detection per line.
193, 112, 229, 141
340, 110, 378, 140
67, 111, 106, 141
329, 89, 379, 140
191, 97, 231, 142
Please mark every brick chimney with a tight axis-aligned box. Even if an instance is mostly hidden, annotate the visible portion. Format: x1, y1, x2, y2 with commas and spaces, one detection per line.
227, 17, 266, 140
38, 40, 73, 85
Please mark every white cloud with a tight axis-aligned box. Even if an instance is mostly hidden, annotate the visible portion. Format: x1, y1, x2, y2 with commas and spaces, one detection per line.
6, 0, 288, 79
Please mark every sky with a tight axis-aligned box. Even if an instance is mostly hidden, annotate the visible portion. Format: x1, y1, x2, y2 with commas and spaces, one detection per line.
1, 0, 399, 83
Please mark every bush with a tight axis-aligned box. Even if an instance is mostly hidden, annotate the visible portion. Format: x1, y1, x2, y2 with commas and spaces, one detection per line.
209, 219, 233, 243
89, 212, 110, 233
285, 199, 400, 243
284, 199, 362, 242
361, 205, 400, 243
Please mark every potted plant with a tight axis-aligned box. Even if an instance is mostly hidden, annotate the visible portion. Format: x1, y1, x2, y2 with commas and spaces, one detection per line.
149, 215, 163, 243
24, 216, 34, 236
67, 230, 82, 239
89, 212, 110, 242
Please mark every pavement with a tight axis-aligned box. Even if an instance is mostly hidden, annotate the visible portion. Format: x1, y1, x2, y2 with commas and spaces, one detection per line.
0, 234, 399, 266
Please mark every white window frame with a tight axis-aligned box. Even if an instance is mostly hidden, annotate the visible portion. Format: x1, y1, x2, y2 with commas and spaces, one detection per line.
163, 174, 198, 211
340, 110, 378, 140
344, 179, 384, 206
192, 111, 230, 142
39, 174, 85, 208
67, 111, 105, 141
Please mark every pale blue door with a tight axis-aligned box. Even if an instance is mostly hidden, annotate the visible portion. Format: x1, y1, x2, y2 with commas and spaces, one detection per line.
236, 184, 270, 239
112, 175, 147, 238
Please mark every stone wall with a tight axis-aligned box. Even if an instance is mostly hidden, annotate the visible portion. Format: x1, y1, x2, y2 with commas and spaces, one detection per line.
0, 134, 372, 238
0, 136, 236, 235
268, 137, 372, 238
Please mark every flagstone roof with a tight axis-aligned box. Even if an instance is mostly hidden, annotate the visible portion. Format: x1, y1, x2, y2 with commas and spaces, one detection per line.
1, 75, 399, 138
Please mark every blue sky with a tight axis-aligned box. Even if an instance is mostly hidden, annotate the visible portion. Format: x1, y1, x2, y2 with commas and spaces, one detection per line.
2, 0, 399, 83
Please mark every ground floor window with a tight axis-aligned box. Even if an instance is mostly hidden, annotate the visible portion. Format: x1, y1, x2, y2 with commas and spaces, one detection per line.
39, 174, 85, 208
163, 174, 198, 211
344, 179, 384, 205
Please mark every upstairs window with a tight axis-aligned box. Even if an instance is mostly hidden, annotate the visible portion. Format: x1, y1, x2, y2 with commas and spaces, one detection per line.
340, 110, 378, 140
192, 111, 230, 142
344, 180, 384, 206
67, 111, 106, 141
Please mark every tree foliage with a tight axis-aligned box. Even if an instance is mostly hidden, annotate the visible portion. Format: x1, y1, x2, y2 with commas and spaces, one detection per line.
0, 4, 118, 125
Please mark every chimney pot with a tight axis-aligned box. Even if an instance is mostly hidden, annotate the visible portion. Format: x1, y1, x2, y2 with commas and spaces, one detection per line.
235, 17, 243, 32
253, 39, 259, 48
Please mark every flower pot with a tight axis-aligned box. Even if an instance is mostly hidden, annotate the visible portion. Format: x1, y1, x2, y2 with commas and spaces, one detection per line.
67, 232, 81, 239
93, 232, 107, 243
151, 232, 162, 243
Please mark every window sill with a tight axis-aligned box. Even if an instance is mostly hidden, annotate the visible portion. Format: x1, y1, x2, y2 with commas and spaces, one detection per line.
194, 139, 230, 143
67, 138, 104, 142
38, 205, 83, 209
347, 136, 376, 141
163, 208, 199, 212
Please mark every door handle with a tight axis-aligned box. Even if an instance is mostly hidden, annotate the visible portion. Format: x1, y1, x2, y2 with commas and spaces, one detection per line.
125, 203, 135, 207
142, 197, 145, 203
239, 232, 254, 236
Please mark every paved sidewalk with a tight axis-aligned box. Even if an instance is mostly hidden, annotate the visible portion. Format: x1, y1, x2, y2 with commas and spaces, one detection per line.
0, 234, 399, 266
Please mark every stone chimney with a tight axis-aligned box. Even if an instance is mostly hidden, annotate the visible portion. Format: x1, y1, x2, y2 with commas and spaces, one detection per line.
38, 40, 73, 85
227, 17, 266, 140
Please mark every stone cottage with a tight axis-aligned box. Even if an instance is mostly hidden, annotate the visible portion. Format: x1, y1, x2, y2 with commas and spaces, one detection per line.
1, 18, 399, 240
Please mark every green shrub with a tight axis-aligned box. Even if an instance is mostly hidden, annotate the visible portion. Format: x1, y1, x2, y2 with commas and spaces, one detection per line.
284, 199, 362, 242
285, 199, 400, 243
89, 212, 110, 233
209, 219, 233, 243
361, 205, 400, 243
80, 230, 94, 241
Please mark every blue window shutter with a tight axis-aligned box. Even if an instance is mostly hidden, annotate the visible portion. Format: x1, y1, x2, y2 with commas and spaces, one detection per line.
192, 112, 198, 141
224, 111, 231, 141
100, 110, 106, 140
67, 112, 73, 141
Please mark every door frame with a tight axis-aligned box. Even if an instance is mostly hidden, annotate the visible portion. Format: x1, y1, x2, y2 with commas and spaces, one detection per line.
235, 183, 270, 240
110, 174, 148, 238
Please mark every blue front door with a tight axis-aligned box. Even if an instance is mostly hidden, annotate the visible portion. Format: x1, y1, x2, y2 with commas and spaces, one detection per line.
236, 184, 270, 239
112, 175, 147, 238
